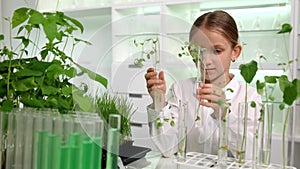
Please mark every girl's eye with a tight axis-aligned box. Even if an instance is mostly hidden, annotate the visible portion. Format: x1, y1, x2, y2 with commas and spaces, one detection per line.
213, 49, 222, 55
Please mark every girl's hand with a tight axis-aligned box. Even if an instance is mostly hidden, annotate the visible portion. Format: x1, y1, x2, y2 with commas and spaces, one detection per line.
144, 68, 166, 99
196, 83, 226, 119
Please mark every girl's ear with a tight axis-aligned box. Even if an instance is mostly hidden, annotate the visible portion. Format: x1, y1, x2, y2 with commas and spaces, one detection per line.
231, 44, 242, 62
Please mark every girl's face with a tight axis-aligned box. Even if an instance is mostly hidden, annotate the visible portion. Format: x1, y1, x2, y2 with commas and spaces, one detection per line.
191, 27, 241, 86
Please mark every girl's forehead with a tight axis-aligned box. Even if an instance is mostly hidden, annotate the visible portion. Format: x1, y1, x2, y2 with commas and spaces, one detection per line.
191, 28, 230, 48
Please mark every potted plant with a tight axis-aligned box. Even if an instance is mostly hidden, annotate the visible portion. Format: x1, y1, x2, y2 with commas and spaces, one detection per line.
0, 7, 108, 113
0, 6, 110, 168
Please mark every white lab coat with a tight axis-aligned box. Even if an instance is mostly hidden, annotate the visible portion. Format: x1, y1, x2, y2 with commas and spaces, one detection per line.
147, 75, 262, 159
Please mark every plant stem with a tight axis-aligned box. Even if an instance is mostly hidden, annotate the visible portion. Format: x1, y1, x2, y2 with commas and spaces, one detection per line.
239, 84, 248, 163
282, 106, 290, 169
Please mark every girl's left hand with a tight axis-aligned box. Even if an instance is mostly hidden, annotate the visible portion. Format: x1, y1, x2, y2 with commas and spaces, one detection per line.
196, 83, 226, 119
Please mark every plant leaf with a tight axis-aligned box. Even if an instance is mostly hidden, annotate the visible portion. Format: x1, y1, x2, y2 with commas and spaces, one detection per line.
264, 76, 278, 83
63, 15, 84, 33
278, 75, 291, 92
28, 9, 44, 25
256, 80, 265, 95
0, 100, 14, 112
12, 77, 38, 91
239, 60, 258, 84
12, 7, 29, 28
74, 63, 108, 88
14, 68, 43, 77
41, 85, 59, 95
73, 89, 94, 112
292, 78, 300, 100
0, 34, 4, 41
277, 23, 292, 34
282, 84, 297, 105
42, 16, 57, 43
20, 97, 44, 108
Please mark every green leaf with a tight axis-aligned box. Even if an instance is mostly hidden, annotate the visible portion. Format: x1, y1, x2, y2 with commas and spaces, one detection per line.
12, 8, 29, 28
73, 90, 94, 112
293, 79, 300, 100
12, 77, 37, 91
0, 100, 14, 112
264, 76, 278, 83
14, 68, 43, 77
239, 60, 258, 84
283, 84, 297, 105
279, 103, 285, 110
63, 15, 84, 33
28, 9, 44, 25
41, 85, 59, 95
250, 101, 256, 108
277, 23, 292, 34
0, 34, 4, 41
40, 49, 48, 59
21, 97, 44, 108
62, 86, 72, 95
256, 80, 265, 95
64, 67, 77, 78
74, 63, 108, 88
42, 17, 57, 43
278, 75, 292, 92
170, 120, 175, 127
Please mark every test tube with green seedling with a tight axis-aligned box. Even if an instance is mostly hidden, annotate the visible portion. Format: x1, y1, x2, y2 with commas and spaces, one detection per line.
106, 114, 121, 169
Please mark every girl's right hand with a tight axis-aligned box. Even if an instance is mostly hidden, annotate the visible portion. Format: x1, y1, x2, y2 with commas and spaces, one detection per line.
144, 68, 166, 99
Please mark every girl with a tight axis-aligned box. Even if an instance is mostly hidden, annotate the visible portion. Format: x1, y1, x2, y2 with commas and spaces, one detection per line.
144, 10, 261, 158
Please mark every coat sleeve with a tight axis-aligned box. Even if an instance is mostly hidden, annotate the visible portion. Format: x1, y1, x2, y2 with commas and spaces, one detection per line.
147, 84, 181, 157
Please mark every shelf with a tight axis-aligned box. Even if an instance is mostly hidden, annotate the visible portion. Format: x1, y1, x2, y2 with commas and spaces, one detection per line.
63, 5, 111, 17
165, 0, 289, 11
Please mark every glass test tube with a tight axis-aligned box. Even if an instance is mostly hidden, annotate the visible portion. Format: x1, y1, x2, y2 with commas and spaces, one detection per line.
177, 101, 188, 162
152, 37, 163, 113
23, 108, 36, 169
106, 114, 121, 169
194, 48, 206, 128
218, 106, 229, 169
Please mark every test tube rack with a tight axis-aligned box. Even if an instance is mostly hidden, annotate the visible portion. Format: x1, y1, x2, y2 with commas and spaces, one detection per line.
175, 152, 297, 169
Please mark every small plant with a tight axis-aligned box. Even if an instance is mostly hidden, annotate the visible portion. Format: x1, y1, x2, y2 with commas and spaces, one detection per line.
95, 92, 136, 144
133, 37, 159, 67
179, 41, 206, 123
238, 60, 258, 163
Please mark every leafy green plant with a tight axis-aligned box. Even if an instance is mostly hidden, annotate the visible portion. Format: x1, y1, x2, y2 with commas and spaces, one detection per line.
133, 37, 159, 67
0, 7, 107, 113
240, 23, 299, 168
238, 60, 258, 163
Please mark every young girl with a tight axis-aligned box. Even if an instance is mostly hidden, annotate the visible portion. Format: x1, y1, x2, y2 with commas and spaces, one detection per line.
144, 10, 261, 158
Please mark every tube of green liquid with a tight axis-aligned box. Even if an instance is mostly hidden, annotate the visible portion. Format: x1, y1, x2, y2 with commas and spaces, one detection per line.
106, 114, 121, 169
59, 146, 70, 169
81, 140, 93, 169
47, 134, 60, 169
69, 146, 80, 169
92, 137, 103, 169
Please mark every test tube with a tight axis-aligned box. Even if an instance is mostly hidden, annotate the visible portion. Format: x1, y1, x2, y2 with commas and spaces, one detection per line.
81, 140, 93, 169
5, 111, 16, 169
14, 109, 26, 169
152, 38, 163, 113
23, 108, 36, 169
177, 101, 188, 162
106, 114, 121, 169
194, 48, 206, 128
47, 134, 60, 169
0, 111, 8, 168
218, 106, 229, 169
92, 119, 104, 169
